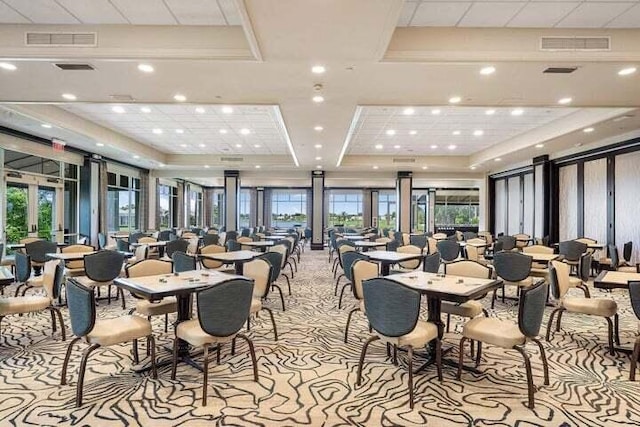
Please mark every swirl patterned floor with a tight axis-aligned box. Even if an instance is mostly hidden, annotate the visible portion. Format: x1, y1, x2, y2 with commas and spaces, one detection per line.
1, 249, 640, 426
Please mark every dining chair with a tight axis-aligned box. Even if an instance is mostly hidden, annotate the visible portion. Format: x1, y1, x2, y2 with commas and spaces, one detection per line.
442, 260, 491, 332
492, 251, 533, 308
126, 259, 175, 332
61, 279, 156, 407
458, 280, 549, 410
83, 250, 126, 307
25, 240, 58, 275
558, 240, 587, 273
13, 252, 39, 297
171, 278, 258, 406
344, 259, 379, 343
225, 230, 239, 242
243, 258, 278, 341
163, 239, 188, 260
427, 237, 438, 255
423, 252, 441, 273
436, 239, 460, 263
409, 235, 427, 251
567, 252, 591, 297
463, 231, 477, 241
127, 244, 149, 265
394, 245, 423, 272
198, 244, 227, 270
157, 230, 173, 242
61, 244, 95, 277
628, 281, 640, 380
333, 240, 355, 279
600, 243, 637, 273
268, 244, 293, 294
202, 234, 219, 247
357, 277, 442, 409
172, 251, 196, 273
513, 233, 531, 250
258, 251, 287, 309
337, 251, 368, 309
497, 235, 516, 251
226, 239, 241, 252
237, 236, 254, 251
546, 261, 619, 355
522, 245, 554, 280
0, 259, 65, 341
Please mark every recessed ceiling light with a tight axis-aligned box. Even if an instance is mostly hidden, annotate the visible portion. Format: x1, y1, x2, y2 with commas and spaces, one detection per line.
62, 93, 77, 101
315, 156, 322, 160
236, 144, 243, 148
314, 126, 324, 132
112, 106, 126, 114
431, 109, 441, 115
152, 128, 163, 134
219, 129, 228, 134
255, 165, 261, 169
403, 107, 415, 115
558, 97, 572, 105
375, 144, 383, 150
195, 107, 205, 114
448, 96, 461, 104
254, 144, 261, 148
409, 130, 417, 135
316, 165, 322, 169
159, 163, 165, 168
140, 107, 151, 113
385, 129, 396, 136
137, 64, 154, 73
394, 145, 401, 149
618, 67, 637, 76
240, 128, 251, 135
96, 142, 104, 147
473, 130, 484, 136
495, 158, 502, 162
430, 145, 438, 149
41, 123, 52, 128
583, 127, 594, 133
314, 144, 322, 149
485, 109, 496, 115
421, 166, 428, 170
133, 155, 140, 159
535, 144, 544, 148
311, 65, 326, 74
511, 108, 524, 116
173, 94, 186, 102
470, 166, 477, 170
452, 130, 461, 136
0, 62, 17, 71
204, 165, 210, 168
448, 145, 457, 150
198, 143, 206, 148
480, 66, 496, 75
222, 106, 233, 114
313, 95, 324, 103
373, 165, 379, 170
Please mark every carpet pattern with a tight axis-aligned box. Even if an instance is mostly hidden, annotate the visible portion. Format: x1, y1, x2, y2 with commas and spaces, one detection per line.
1, 249, 640, 426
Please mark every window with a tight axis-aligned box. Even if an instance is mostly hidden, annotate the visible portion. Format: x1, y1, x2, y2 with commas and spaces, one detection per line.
411, 190, 429, 232
107, 172, 140, 232
239, 189, 251, 228
434, 189, 479, 228
271, 189, 307, 228
158, 184, 177, 229
188, 189, 203, 227
377, 190, 396, 229
328, 190, 363, 227
210, 189, 224, 228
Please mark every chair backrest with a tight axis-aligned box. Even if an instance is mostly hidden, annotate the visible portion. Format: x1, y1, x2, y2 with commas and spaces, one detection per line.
523, 245, 553, 254
226, 239, 241, 252
186, 237, 200, 255
243, 258, 272, 298
363, 278, 420, 338
116, 238, 129, 252
66, 279, 96, 337
182, 232, 197, 239
199, 244, 225, 269
607, 244, 620, 268
342, 251, 367, 281
240, 228, 250, 237
463, 231, 477, 241
578, 252, 592, 282
423, 252, 440, 273
629, 281, 640, 320
126, 258, 173, 278
351, 259, 378, 300
225, 230, 239, 242
397, 245, 422, 269
444, 260, 491, 279
558, 240, 587, 262
385, 239, 400, 252
157, 230, 173, 241
549, 260, 571, 299
84, 250, 125, 282
98, 233, 107, 250
498, 235, 516, 251
493, 251, 532, 282
478, 231, 493, 245
134, 244, 149, 262
433, 232, 447, 240
513, 233, 530, 248
259, 251, 282, 282
493, 240, 504, 253
269, 244, 289, 269
517, 280, 548, 338
427, 237, 438, 255
62, 244, 95, 269
172, 251, 196, 273
41, 259, 61, 301
409, 235, 427, 251
25, 240, 58, 263
197, 279, 254, 337
623, 241, 633, 263
437, 239, 459, 262
138, 236, 157, 244
14, 252, 32, 282
202, 234, 220, 247
165, 239, 189, 258
465, 244, 480, 262
129, 232, 146, 244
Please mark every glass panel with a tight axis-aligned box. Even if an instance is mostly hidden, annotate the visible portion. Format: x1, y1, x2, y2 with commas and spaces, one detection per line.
239, 189, 251, 228
328, 190, 363, 228
378, 190, 396, 230
158, 184, 171, 229
494, 180, 506, 235
411, 190, 429, 232
211, 189, 224, 228
271, 189, 307, 228
434, 189, 479, 229
507, 176, 521, 235
3, 150, 60, 176
523, 173, 534, 236
37, 186, 56, 239
559, 164, 578, 241
64, 180, 78, 240
5, 184, 29, 247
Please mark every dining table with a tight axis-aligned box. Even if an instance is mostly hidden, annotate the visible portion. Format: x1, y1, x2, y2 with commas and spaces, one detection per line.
522, 252, 560, 264
364, 250, 425, 276
353, 240, 387, 252
0, 266, 14, 292
240, 240, 275, 252
7, 242, 67, 250
197, 250, 261, 275
46, 250, 133, 261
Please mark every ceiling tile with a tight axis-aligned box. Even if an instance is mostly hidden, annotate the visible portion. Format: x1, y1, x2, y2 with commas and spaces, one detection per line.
606, 3, 640, 27
56, 0, 128, 24
556, 2, 634, 27
411, 2, 472, 26
109, 0, 177, 25
3, 0, 79, 24
508, 2, 580, 27
217, 0, 242, 25
0, 1, 30, 23
397, 1, 418, 26
458, 1, 525, 27
164, 0, 226, 25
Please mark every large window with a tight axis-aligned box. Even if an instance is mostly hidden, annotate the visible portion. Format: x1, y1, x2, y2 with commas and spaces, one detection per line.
434, 189, 479, 228
158, 184, 178, 229
411, 190, 429, 232
188, 189, 203, 227
377, 190, 396, 229
328, 190, 363, 227
107, 172, 140, 232
271, 189, 307, 228
210, 189, 224, 228
239, 189, 251, 228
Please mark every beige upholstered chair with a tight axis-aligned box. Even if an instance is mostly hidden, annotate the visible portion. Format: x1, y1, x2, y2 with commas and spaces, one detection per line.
137, 236, 159, 258
546, 260, 619, 355
186, 237, 200, 255
126, 259, 175, 332
455, 230, 464, 241
396, 245, 422, 270
464, 240, 488, 265
61, 244, 95, 277
126, 244, 149, 265
199, 244, 226, 269
238, 236, 254, 251
522, 245, 554, 280
433, 233, 447, 240
478, 231, 493, 245
513, 233, 531, 250
443, 261, 491, 333
181, 232, 197, 239
427, 237, 438, 255
344, 259, 378, 343
243, 259, 278, 340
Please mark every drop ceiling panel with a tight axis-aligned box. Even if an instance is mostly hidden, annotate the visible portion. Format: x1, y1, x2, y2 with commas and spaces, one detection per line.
164, 0, 226, 25
56, 0, 128, 24
458, 2, 524, 27
346, 106, 579, 156
217, 0, 242, 25
411, 2, 472, 26
606, 3, 640, 27
0, 1, 29, 23
557, 2, 634, 27
508, 2, 579, 27
109, 0, 176, 25
397, 1, 418, 26
3, 0, 79, 24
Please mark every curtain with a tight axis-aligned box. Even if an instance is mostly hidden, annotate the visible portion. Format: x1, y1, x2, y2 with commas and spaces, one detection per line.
264, 188, 272, 228
203, 188, 213, 228
98, 160, 108, 235
155, 178, 161, 229
176, 181, 184, 229
139, 170, 149, 231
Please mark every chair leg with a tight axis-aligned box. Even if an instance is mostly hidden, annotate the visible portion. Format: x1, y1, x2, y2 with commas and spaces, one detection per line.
263, 308, 278, 341
546, 308, 561, 341
446, 314, 451, 333
283, 275, 291, 296
579, 284, 591, 298
53, 308, 66, 341
457, 336, 467, 380
531, 338, 549, 386
475, 341, 482, 367
513, 345, 535, 410
555, 310, 564, 332
107, 285, 112, 305
606, 317, 615, 356
148, 335, 157, 379
630, 337, 640, 381
334, 274, 344, 295
470, 340, 475, 359
338, 283, 350, 309
170, 337, 179, 380
120, 288, 126, 310
614, 314, 620, 346
272, 285, 286, 311
356, 336, 380, 386
344, 308, 358, 343
393, 345, 398, 366
202, 345, 209, 406
407, 345, 414, 409
491, 289, 497, 309
132, 339, 139, 364
435, 338, 443, 382
60, 337, 81, 385
231, 338, 236, 356
76, 343, 101, 407
236, 333, 259, 382
164, 313, 169, 333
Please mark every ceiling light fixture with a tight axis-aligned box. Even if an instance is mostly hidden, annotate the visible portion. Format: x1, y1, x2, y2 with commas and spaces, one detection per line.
198, 143, 206, 148
535, 144, 544, 148
394, 145, 401, 149
430, 145, 438, 149
96, 142, 104, 147
314, 126, 324, 131
112, 106, 125, 114
159, 163, 165, 168
0, 62, 17, 71
316, 165, 322, 169
41, 124, 52, 128
511, 108, 524, 116
133, 155, 140, 159
315, 156, 322, 161
240, 128, 251, 135
140, 107, 151, 113
236, 144, 243, 148
62, 93, 77, 101
470, 166, 477, 170
204, 165, 210, 168
558, 97, 572, 105
618, 67, 637, 76
495, 158, 502, 162
385, 129, 396, 136
448, 96, 461, 104
255, 165, 261, 169
480, 66, 496, 75
175, 129, 184, 134
473, 130, 484, 136
431, 109, 441, 115
583, 127, 594, 133
422, 166, 428, 170
409, 130, 417, 135
448, 145, 457, 150
195, 107, 205, 114
403, 107, 415, 115
314, 144, 322, 149
173, 93, 186, 102
219, 129, 228, 134
137, 64, 154, 73
485, 109, 496, 115
222, 106, 233, 114
311, 65, 326, 74
373, 166, 379, 170
452, 130, 461, 136
254, 144, 261, 148
313, 95, 324, 103
375, 144, 383, 150
152, 128, 163, 134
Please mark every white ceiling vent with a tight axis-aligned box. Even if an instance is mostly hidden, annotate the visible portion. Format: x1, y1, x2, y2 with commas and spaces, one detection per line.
392, 158, 416, 163
540, 36, 610, 52
220, 157, 244, 162
25, 32, 97, 47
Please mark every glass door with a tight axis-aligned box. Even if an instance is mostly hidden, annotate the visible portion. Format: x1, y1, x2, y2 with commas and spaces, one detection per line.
411, 191, 429, 233
37, 186, 57, 240
5, 183, 29, 247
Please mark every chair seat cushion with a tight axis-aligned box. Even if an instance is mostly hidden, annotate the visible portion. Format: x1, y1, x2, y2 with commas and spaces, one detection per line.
502, 277, 533, 288
250, 298, 262, 314
1, 256, 15, 266
562, 297, 617, 317
176, 318, 236, 347
568, 277, 583, 288
441, 300, 484, 318
86, 315, 152, 346
0, 295, 50, 315
463, 317, 525, 348
529, 267, 549, 278
64, 267, 86, 277
599, 257, 612, 266
377, 320, 438, 348
135, 297, 177, 316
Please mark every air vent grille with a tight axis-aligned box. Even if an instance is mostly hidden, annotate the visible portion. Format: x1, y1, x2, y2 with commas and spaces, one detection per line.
543, 67, 577, 74
392, 158, 416, 163
540, 36, 610, 51
220, 157, 244, 162
26, 32, 97, 47
54, 63, 95, 71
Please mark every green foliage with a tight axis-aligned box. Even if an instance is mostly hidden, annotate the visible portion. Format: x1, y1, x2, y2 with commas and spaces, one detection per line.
6, 187, 28, 243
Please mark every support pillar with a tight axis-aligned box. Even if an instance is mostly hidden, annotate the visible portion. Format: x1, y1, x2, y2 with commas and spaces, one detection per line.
396, 171, 412, 233
310, 170, 325, 250
256, 187, 265, 228
224, 170, 240, 231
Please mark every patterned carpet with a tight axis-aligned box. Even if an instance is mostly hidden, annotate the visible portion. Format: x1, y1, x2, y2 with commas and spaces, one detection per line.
1, 248, 640, 426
